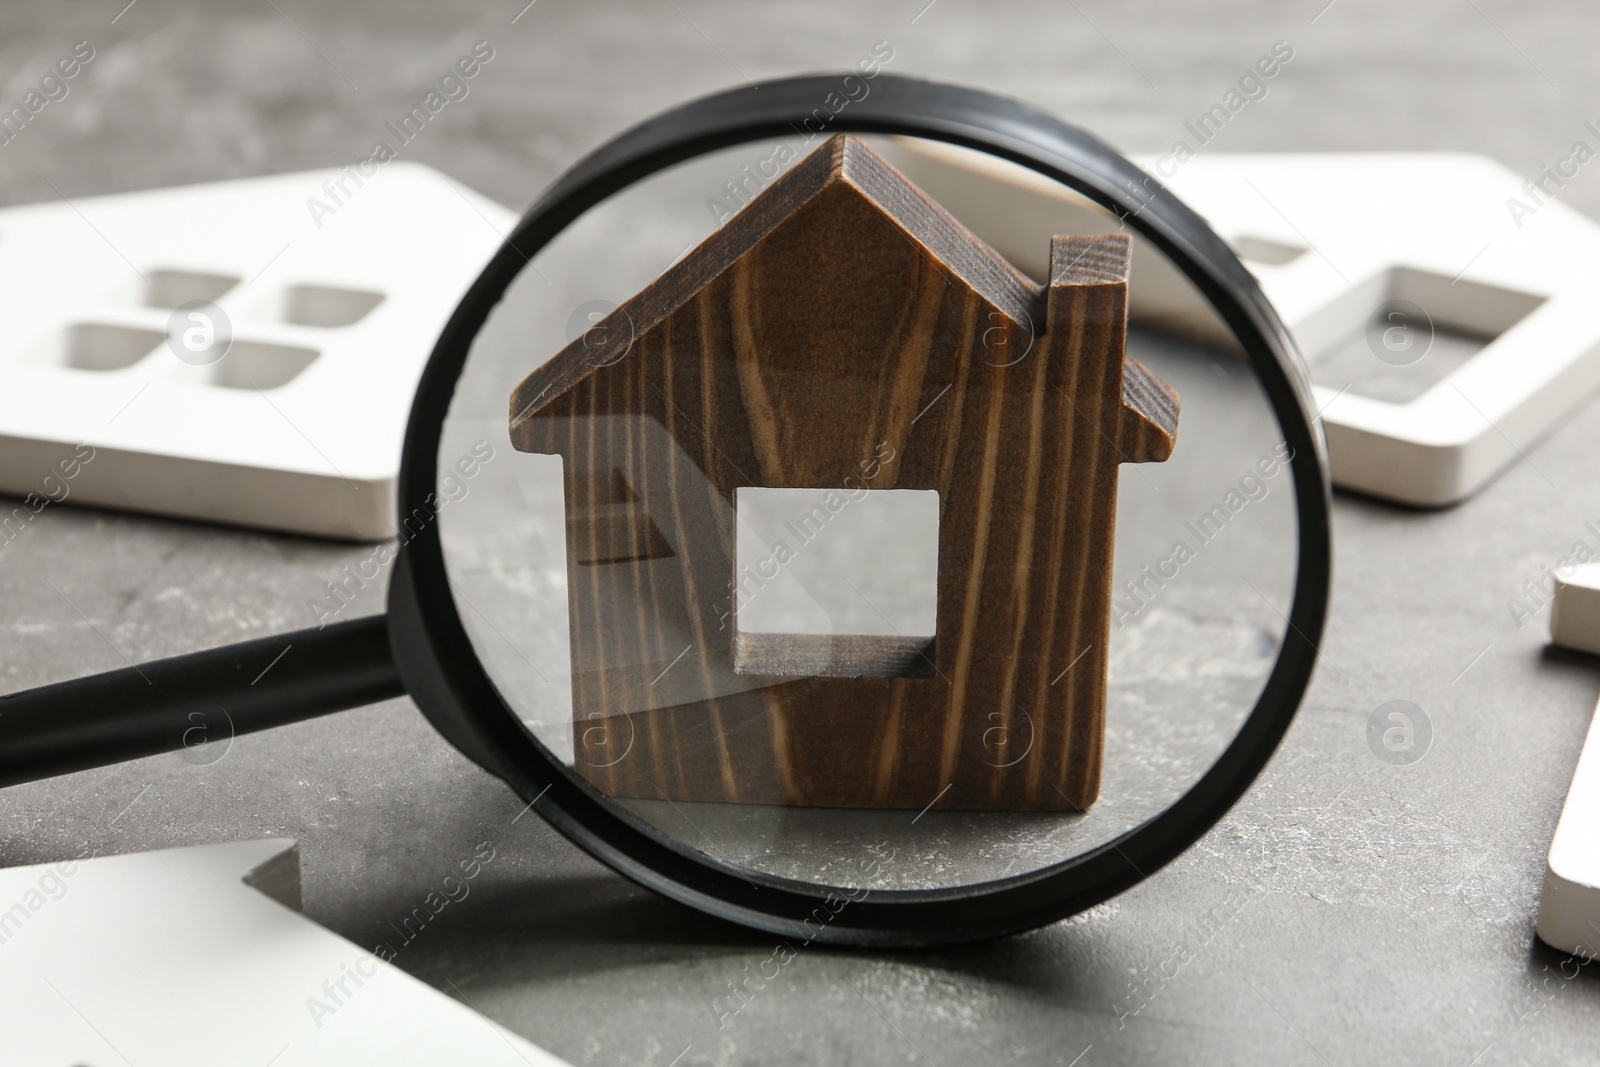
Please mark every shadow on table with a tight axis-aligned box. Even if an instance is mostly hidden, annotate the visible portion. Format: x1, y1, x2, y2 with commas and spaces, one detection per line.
366, 867, 1098, 1004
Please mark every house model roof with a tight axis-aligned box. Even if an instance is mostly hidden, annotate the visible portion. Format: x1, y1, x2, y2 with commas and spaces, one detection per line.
511, 134, 1054, 425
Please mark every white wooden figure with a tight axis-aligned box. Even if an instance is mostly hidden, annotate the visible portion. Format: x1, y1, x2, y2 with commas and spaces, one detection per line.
0, 839, 570, 1066
1538, 566, 1600, 954
0, 165, 515, 540
1537, 694, 1600, 959
1551, 561, 1600, 657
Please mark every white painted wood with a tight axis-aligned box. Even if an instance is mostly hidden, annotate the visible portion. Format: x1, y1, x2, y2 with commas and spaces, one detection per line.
1551, 562, 1600, 657
0, 165, 515, 540
1537, 694, 1600, 959
883, 140, 1600, 506
0, 839, 570, 1066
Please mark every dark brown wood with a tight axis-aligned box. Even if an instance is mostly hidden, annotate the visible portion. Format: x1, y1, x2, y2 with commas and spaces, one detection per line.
509, 134, 1178, 812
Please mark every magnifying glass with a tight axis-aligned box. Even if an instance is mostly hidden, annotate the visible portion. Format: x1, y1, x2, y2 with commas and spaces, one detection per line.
0, 73, 1329, 946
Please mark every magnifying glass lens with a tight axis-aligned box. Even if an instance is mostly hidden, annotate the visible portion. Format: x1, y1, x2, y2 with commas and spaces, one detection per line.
437, 135, 1299, 893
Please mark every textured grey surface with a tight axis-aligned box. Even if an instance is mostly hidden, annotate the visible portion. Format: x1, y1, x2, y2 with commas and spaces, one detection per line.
4, 1, 1600, 1063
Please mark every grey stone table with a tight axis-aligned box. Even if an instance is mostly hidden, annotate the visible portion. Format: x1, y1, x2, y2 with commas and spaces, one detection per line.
4, 1, 1600, 1063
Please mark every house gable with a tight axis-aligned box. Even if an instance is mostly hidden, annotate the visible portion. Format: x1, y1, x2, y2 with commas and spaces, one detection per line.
510, 134, 1040, 429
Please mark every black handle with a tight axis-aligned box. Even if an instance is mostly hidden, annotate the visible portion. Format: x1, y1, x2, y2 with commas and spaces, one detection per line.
0, 614, 404, 787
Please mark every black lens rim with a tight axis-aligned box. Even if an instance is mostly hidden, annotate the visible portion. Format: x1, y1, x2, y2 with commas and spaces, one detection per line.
388, 72, 1332, 947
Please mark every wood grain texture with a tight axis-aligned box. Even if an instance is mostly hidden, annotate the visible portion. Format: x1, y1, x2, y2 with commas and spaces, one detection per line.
509, 135, 1178, 811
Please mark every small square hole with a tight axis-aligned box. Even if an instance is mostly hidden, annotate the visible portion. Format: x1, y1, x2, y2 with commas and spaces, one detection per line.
277, 285, 385, 328
732, 487, 939, 678
143, 269, 240, 309
565, 468, 672, 566
1229, 234, 1307, 266
24, 323, 163, 371
169, 340, 320, 390
570, 508, 674, 566
1298, 266, 1545, 404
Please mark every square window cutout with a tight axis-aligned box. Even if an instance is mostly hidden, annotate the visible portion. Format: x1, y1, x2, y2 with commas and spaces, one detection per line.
23, 323, 164, 371
732, 486, 939, 678
566, 467, 675, 567
278, 285, 385, 328
167, 340, 320, 390
1229, 234, 1307, 267
1297, 266, 1545, 405
142, 269, 240, 309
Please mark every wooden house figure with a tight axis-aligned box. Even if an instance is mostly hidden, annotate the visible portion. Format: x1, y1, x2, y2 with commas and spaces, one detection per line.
509, 135, 1178, 812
